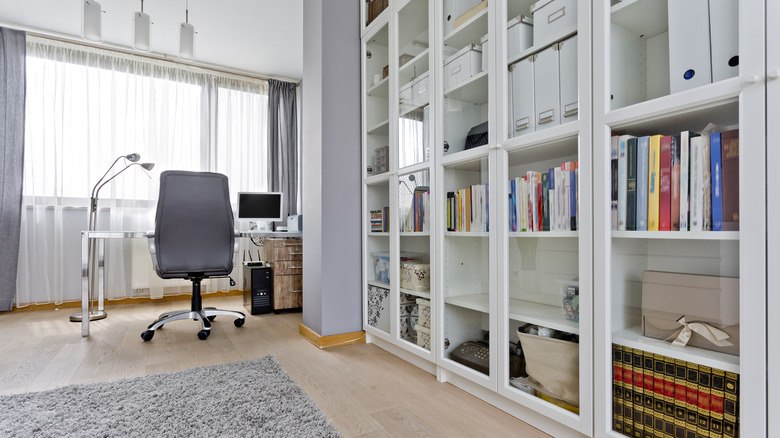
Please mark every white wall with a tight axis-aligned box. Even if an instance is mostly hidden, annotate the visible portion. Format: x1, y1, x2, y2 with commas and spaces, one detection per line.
302, 0, 362, 336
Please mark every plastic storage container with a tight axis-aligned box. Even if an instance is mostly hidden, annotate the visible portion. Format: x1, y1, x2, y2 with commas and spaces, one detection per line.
530, 0, 577, 45
507, 15, 533, 60
443, 44, 482, 91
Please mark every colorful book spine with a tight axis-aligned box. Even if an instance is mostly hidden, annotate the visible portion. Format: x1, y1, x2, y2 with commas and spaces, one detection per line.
685, 363, 700, 435
661, 355, 677, 438
651, 353, 666, 437
659, 135, 672, 231
697, 365, 712, 438
623, 347, 636, 437
641, 351, 656, 438
720, 129, 739, 231
542, 172, 550, 231
570, 167, 577, 231
626, 137, 638, 231
689, 136, 703, 231
711, 132, 724, 231
648, 135, 662, 231
633, 348, 646, 437
723, 371, 739, 438
702, 133, 712, 231
612, 135, 619, 230
618, 135, 632, 231
670, 134, 681, 231
710, 368, 725, 438
680, 131, 693, 231
548, 168, 556, 232
613, 345, 626, 435
674, 359, 689, 438
509, 179, 516, 232
636, 136, 650, 231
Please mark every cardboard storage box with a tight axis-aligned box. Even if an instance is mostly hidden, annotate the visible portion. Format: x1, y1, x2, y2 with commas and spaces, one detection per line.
642, 270, 739, 356
507, 15, 533, 60
444, 44, 482, 91
531, 0, 577, 44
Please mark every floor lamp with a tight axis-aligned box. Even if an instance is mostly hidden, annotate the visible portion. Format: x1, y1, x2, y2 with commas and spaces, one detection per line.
70, 154, 155, 322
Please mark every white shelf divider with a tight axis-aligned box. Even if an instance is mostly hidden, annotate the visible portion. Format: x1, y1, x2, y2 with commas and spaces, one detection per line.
508, 298, 580, 335
400, 288, 431, 300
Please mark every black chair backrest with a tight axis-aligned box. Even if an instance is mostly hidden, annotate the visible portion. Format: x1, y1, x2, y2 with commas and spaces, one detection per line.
154, 170, 235, 279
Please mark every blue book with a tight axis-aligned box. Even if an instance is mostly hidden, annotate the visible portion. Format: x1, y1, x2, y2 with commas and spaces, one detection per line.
548, 168, 555, 229
636, 136, 650, 230
711, 132, 723, 231
509, 179, 516, 231
570, 169, 577, 231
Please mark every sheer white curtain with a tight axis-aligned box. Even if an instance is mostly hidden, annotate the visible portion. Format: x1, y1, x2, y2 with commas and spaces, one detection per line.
16, 37, 269, 306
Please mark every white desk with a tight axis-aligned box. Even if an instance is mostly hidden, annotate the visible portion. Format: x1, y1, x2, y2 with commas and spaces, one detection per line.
80, 230, 302, 337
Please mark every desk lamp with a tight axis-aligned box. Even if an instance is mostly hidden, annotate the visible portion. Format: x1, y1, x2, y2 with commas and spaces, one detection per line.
69, 154, 155, 322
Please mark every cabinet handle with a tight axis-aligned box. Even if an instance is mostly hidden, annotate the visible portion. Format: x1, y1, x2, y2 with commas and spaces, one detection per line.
288, 266, 303, 269
289, 252, 303, 255
279, 243, 301, 247
514, 117, 529, 131
289, 290, 303, 293
563, 102, 578, 117
769, 70, 780, 80
742, 74, 761, 84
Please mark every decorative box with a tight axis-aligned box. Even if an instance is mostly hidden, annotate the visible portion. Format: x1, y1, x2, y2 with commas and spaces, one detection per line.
400, 260, 431, 292
367, 285, 390, 330
443, 44, 482, 91
530, 0, 577, 44
416, 298, 431, 329
374, 145, 389, 174
415, 324, 431, 350
642, 270, 739, 356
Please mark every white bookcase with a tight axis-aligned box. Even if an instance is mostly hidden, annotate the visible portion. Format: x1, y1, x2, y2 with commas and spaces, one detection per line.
362, 1, 768, 437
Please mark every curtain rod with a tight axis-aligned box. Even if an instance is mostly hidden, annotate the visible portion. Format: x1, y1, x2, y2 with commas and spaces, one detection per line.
0, 21, 301, 85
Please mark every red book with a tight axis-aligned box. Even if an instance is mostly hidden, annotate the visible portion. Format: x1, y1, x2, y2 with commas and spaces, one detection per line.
670, 135, 681, 231
537, 174, 542, 232
721, 129, 739, 231
659, 135, 672, 231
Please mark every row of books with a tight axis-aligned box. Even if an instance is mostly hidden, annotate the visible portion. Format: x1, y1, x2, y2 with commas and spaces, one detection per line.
370, 207, 389, 232
611, 130, 739, 232
508, 161, 579, 232
401, 186, 430, 232
612, 344, 739, 438
446, 184, 489, 232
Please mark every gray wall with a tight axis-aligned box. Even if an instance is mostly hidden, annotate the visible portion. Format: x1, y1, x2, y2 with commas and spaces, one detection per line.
302, 0, 362, 336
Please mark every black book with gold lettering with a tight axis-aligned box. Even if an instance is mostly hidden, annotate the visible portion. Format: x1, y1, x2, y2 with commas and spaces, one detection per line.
710, 368, 725, 438
723, 371, 739, 438
685, 363, 700, 435
674, 359, 689, 438
613, 344, 626, 436
623, 347, 635, 438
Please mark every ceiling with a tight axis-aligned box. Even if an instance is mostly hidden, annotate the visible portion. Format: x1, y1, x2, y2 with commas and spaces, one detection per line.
0, 0, 303, 80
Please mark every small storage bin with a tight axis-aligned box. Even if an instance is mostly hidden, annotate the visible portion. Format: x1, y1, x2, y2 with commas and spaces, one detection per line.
517, 328, 579, 406
557, 279, 579, 322
480, 34, 489, 73
415, 324, 431, 350
530, 0, 577, 44
371, 252, 415, 284
400, 260, 431, 291
443, 44, 482, 91
507, 15, 533, 60
411, 72, 430, 106
416, 298, 431, 328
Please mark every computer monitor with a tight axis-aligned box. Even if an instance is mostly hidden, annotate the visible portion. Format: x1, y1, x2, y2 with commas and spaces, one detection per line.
237, 192, 284, 223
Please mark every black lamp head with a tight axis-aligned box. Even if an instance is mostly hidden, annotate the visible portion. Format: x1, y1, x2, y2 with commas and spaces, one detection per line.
125, 153, 141, 162
140, 162, 155, 171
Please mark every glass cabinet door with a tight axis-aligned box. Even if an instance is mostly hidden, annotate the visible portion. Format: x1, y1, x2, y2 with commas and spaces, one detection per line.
441, 157, 492, 378
398, 0, 431, 169
365, 24, 390, 178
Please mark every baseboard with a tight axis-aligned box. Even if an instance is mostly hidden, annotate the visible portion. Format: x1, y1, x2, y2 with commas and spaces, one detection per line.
12, 289, 245, 312
299, 323, 366, 349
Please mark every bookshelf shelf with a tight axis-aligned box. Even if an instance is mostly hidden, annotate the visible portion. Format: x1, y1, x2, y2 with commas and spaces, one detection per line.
367, 280, 390, 289
444, 231, 489, 237
509, 231, 579, 238
610, 0, 667, 38
368, 232, 390, 237
445, 293, 488, 313
400, 231, 430, 236
443, 7, 488, 49
398, 48, 430, 86
444, 70, 489, 104
400, 288, 430, 299
612, 326, 739, 374
612, 231, 739, 240
365, 173, 390, 185
507, 26, 578, 67
368, 119, 390, 136
367, 77, 389, 98
503, 121, 580, 155
508, 298, 579, 335
441, 149, 489, 168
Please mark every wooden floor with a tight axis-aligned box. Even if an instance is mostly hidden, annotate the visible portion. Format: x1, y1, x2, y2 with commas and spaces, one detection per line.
0, 295, 549, 437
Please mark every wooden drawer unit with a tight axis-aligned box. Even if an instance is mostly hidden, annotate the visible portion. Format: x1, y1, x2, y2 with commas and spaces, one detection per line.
263, 238, 303, 311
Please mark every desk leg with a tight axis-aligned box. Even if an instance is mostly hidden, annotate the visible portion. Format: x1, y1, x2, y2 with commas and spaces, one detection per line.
81, 232, 90, 337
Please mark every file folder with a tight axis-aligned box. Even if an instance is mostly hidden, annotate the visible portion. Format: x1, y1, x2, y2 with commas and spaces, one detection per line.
668, 0, 711, 93
558, 35, 578, 125
510, 56, 536, 137
534, 44, 561, 130
709, 0, 739, 83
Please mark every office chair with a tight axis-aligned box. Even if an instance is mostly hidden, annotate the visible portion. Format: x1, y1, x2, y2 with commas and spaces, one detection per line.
141, 170, 246, 341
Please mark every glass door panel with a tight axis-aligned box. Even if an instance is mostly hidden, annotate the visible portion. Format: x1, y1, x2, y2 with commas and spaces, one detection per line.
398, 0, 431, 168
365, 24, 390, 177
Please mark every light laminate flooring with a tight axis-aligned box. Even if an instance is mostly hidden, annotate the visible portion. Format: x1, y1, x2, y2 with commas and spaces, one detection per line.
0, 295, 549, 437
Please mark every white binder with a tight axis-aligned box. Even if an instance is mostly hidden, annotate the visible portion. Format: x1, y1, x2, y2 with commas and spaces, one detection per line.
534, 45, 560, 130
558, 35, 578, 125
668, 0, 712, 93
709, 0, 739, 83
510, 56, 536, 137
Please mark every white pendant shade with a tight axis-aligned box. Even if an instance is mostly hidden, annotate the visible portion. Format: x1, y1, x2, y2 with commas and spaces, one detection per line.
179, 22, 195, 59
133, 11, 151, 51
82, 0, 102, 42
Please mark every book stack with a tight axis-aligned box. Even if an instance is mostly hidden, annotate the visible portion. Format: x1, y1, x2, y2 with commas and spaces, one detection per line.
508, 161, 579, 232
370, 207, 389, 232
612, 344, 739, 438
610, 130, 739, 232
446, 184, 489, 232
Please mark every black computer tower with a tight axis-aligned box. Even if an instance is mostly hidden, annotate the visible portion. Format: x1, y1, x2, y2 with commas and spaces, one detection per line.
243, 265, 273, 314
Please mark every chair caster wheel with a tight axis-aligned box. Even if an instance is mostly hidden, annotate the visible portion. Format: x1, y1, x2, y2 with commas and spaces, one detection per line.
208, 316, 216, 322
234, 318, 245, 327
197, 330, 210, 340
141, 330, 154, 341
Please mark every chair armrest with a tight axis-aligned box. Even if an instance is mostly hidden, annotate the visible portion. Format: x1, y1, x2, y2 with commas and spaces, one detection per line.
234, 231, 240, 253
146, 231, 160, 272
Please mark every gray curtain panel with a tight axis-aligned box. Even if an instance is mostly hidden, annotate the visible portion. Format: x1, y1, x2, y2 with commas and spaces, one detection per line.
0, 27, 25, 311
268, 79, 299, 220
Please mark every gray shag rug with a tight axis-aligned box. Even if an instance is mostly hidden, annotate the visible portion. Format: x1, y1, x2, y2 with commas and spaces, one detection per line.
0, 356, 341, 437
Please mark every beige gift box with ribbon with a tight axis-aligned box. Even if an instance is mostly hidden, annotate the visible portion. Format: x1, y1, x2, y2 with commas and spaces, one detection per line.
642, 270, 739, 356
